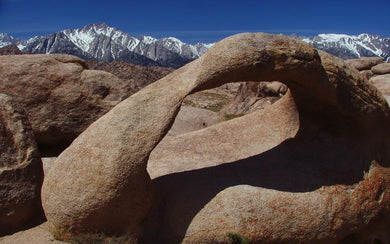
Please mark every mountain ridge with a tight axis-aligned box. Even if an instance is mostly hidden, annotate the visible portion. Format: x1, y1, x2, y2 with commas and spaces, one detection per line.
1, 23, 389, 68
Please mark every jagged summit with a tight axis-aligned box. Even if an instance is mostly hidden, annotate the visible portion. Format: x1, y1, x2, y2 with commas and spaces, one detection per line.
1, 23, 389, 68
0, 23, 213, 68
300, 33, 390, 61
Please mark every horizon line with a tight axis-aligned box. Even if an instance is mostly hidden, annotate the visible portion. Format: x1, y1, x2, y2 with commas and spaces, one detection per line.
1, 26, 389, 44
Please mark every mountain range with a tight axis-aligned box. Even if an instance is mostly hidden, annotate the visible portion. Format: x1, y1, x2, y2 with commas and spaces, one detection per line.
1, 23, 389, 68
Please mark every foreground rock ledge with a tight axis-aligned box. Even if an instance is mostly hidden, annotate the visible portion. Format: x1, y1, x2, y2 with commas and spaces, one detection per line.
42, 33, 390, 243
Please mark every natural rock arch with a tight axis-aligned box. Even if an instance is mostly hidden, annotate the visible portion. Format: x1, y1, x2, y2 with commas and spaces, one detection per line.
41, 33, 390, 241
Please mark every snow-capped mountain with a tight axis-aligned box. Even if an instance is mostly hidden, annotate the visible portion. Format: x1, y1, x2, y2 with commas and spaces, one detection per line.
300, 34, 390, 61
0, 33, 26, 50
1, 23, 389, 68
0, 23, 213, 68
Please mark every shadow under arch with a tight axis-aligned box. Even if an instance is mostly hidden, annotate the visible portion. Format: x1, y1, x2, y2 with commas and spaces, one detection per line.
141, 89, 390, 243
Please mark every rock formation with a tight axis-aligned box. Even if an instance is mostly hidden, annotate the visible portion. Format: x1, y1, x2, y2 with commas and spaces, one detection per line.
220, 81, 288, 116
344, 56, 390, 105
372, 62, 390, 75
0, 54, 135, 154
42, 33, 390, 243
86, 60, 173, 91
0, 45, 24, 55
0, 94, 44, 236
0, 222, 63, 244
165, 106, 220, 137
346, 57, 384, 71
370, 74, 390, 104
148, 91, 299, 179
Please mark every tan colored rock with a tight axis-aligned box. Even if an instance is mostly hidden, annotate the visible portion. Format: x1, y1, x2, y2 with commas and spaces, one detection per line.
166, 105, 220, 136
346, 56, 384, 71
0, 222, 63, 244
86, 60, 174, 91
178, 162, 390, 244
42, 33, 390, 243
0, 94, 44, 236
370, 74, 390, 105
0, 54, 135, 154
372, 62, 390, 75
41, 157, 57, 174
148, 91, 299, 179
220, 81, 287, 115
360, 69, 374, 80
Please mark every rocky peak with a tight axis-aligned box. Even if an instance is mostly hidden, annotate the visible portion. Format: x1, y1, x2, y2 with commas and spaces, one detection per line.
0, 33, 23, 48
301, 33, 390, 61
0, 44, 24, 55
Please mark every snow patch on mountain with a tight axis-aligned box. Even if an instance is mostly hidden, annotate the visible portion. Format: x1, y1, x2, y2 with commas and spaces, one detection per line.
140, 36, 157, 45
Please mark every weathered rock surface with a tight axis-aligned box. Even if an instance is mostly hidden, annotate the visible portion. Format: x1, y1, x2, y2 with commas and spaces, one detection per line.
0, 94, 44, 236
0, 222, 63, 244
360, 69, 374, 80
171, 162, 390, 244
166, 105, 220, 136
42, 33, 390, 243
148, 91, 299, 179
220, 81, 287, 115
346, 56, 384, 71
183, 86, 235, 113
86, 60, 174, 92
371, 62, 390, 75
0, 54, 135, 154
370, 74, 390, 104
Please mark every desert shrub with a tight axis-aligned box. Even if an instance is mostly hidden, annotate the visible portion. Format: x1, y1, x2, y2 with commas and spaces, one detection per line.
223, 113, 245, 120
227, 232, 250, 244
69, 233, 137, 244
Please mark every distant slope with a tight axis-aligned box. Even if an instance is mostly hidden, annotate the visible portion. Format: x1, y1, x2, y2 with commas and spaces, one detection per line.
86, 60, 173, 91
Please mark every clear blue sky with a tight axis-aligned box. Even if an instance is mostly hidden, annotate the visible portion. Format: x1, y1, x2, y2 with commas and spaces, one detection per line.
0, 0, 389, 43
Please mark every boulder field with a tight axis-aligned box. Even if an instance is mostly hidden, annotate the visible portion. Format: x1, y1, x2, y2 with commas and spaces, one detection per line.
40, 33, 390, 243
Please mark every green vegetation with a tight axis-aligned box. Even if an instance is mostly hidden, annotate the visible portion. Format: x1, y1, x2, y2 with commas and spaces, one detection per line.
52, 228, 137, 244
182, 99, 197, 107
183, 90, 231, 112
69, 233, 137, 244
203, 102, 226, 112
223, 113, 245, 120
227, 232, 250, 244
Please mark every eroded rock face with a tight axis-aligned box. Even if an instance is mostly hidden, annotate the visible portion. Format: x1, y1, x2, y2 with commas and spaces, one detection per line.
166, 106, 220, 136
370, 74, 390, 104
148, 91, 299, 179
0, 54, 135, 154
42, 33, 390, 243
372, 62, 390, 75
220, 81, 288, 115
0, 94, 44, 236
346, 57, 384, 71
